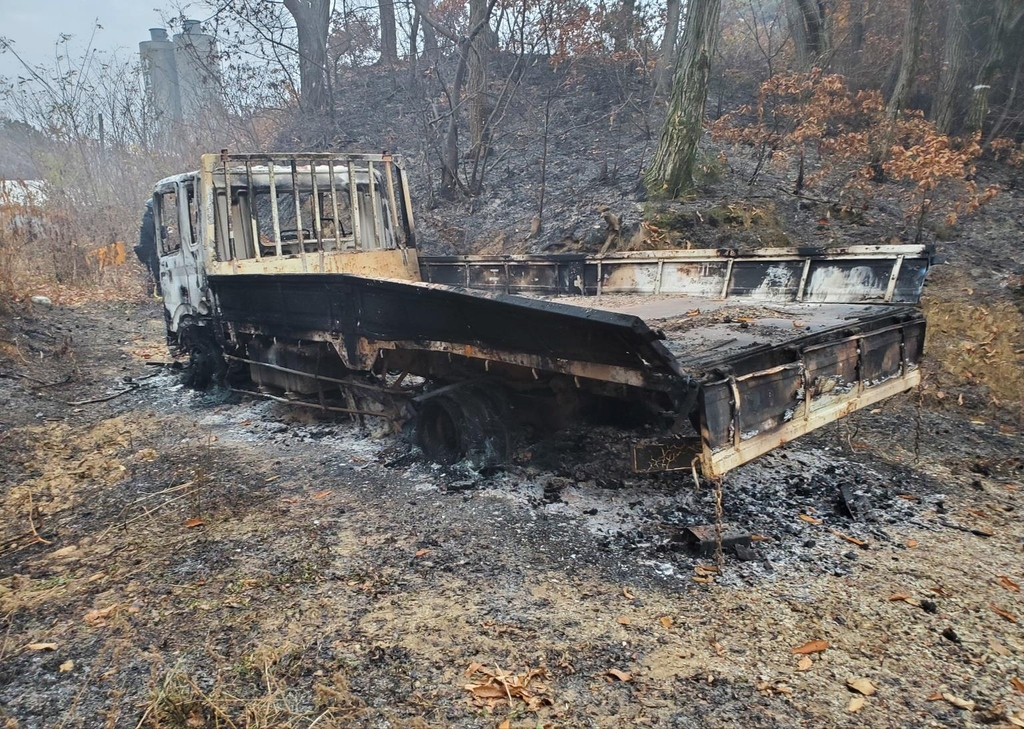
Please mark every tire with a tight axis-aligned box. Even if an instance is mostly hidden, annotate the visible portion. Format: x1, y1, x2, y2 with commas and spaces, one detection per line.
415, 384, 511, 469
180, 322, 226, 390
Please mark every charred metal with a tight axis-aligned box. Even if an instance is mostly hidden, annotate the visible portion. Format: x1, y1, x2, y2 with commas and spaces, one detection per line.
148, 151, 933, 477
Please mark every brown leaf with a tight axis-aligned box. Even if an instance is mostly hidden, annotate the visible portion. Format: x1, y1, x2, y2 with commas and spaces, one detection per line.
847, 678, 877, 696
414, 549, 430, 558
925, 692, 943, 701
889, 592, 911, 602
792, 640, 829, 655
498, 720, 511, 729
998, 575, 1020, 592
906, 539, 918, 548
26, 642, 58, 651
799, 514, 823, 525
750, 534, 770, 542
990, 604, 1019, 623
58, 660, 73, 673
1011, 677, 1024, 693
607, 669, 632, 682
692, 575, 713, 584
183, 517, 204, 529
469, 685, 506, 699
941, 692, 976, 711
990, 640, 1011, 657
848, 696, 866, 713
465, 662, 485, 677
616, 616, 631, 626
797, 655, 813, 671
831, 531, 867, 547
313, 490, 332, 499
84, 604, 118, 625
660, 616, 674, 629
622, 587, 635, 600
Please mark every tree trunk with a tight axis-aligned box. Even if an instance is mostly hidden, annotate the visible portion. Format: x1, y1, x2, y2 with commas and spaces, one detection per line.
886, 0, 925, 119
421, 0, 439, 63
655, 0, 682, 94
785, 0, 828, 71
644, 0, 722, 197
967, 0, 1024, 135
933, 0, 966, 134
468, 0, 493, 162
378, 0, 398, 65
613, 0, 638, 54
845, 0, 866, 82
284, 0, 332, 113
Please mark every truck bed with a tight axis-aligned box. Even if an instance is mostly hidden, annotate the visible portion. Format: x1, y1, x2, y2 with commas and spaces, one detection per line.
210, 244, 928, 478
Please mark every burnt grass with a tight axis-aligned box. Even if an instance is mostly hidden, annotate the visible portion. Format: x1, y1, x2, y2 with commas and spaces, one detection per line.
0, 296, 1022, 728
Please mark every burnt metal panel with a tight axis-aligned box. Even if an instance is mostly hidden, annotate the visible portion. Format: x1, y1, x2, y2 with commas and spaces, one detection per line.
419, 244, 934, 304
209, 273, 682, 375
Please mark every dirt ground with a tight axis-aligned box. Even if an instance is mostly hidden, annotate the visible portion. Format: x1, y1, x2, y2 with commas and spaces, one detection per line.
0, 287, 1021, 729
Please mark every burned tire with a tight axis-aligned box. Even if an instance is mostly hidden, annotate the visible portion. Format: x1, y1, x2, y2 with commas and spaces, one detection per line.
180, 323, 226, 390
415, 384, 511, 469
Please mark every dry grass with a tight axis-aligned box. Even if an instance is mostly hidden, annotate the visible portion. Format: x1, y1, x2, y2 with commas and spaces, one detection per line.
922, 291, 1024, 420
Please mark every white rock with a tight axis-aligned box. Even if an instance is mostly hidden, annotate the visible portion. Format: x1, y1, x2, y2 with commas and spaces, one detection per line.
30, 295, 53, 307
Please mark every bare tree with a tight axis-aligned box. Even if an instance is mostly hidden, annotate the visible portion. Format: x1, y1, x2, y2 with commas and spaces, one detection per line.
645, 0, 722, 197
655, 0, 683, 93
886, 0, 925, 119
933, 0, 966, 134
282, 0, 333, 112
785, 0, 827, 71
378, 0, 399, 65
967, 0, 1024, 135
413, 0, 498, 198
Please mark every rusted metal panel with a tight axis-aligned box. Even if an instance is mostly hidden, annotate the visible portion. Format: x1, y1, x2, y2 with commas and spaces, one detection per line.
419, 244, 933, 304
209, 273, 683, 378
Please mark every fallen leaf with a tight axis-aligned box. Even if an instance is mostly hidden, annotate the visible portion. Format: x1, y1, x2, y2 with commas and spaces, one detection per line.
889, 592, 911, 602
990, 604, 1019, 623
414, 549, 430, 558
848, 678, 877, 696
799, 514, 823, 525
925, 692, 944, 701
616, 616, 631, 625
897, 494, 919, 501
660, 616, 673, 629
1009, 712, 1024, 728
692, 575, 713, 584
792, 640, 829, 655
797, 655, 813, 671
694, 564, 719, 576
59, 660, 73, 673
792, 320, 806, 328
831, 530, 868, 547
941, 692, 976, 711
1006, 484, 1021, 491
750, 534, 770, 542
1011, 677, 1024, 693
183, 517, 204, 528
26, 642, 57, 651
607, 669, 632, 682
622, 587, 635, 600
84, 604, 118, 625
498, 719, 511, 729
469, 684, 506, 699
906, 539, 918, 548
990, 640, 1011, 657
313, 490, 332, 499
998, 575, 1020, 592
848, 696, 866, 713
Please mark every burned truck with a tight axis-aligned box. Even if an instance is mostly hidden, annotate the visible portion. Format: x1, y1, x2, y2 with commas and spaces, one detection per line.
150, 151, 931, 477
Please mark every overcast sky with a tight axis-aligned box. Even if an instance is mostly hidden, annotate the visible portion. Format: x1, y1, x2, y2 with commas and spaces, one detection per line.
0, 1, 198, 80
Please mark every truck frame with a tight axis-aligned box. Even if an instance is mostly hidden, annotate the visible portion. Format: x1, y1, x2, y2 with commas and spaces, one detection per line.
151, 151, 932, 478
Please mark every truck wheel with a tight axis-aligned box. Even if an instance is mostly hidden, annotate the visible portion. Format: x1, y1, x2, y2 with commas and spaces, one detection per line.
415, 384, 511, 469
181, 324, 226, 389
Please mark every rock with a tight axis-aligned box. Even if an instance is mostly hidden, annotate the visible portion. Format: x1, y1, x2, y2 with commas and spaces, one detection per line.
31, 295, 53, 307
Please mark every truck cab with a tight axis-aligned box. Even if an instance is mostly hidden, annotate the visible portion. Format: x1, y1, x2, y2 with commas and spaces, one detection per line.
151, 152, 420, 337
